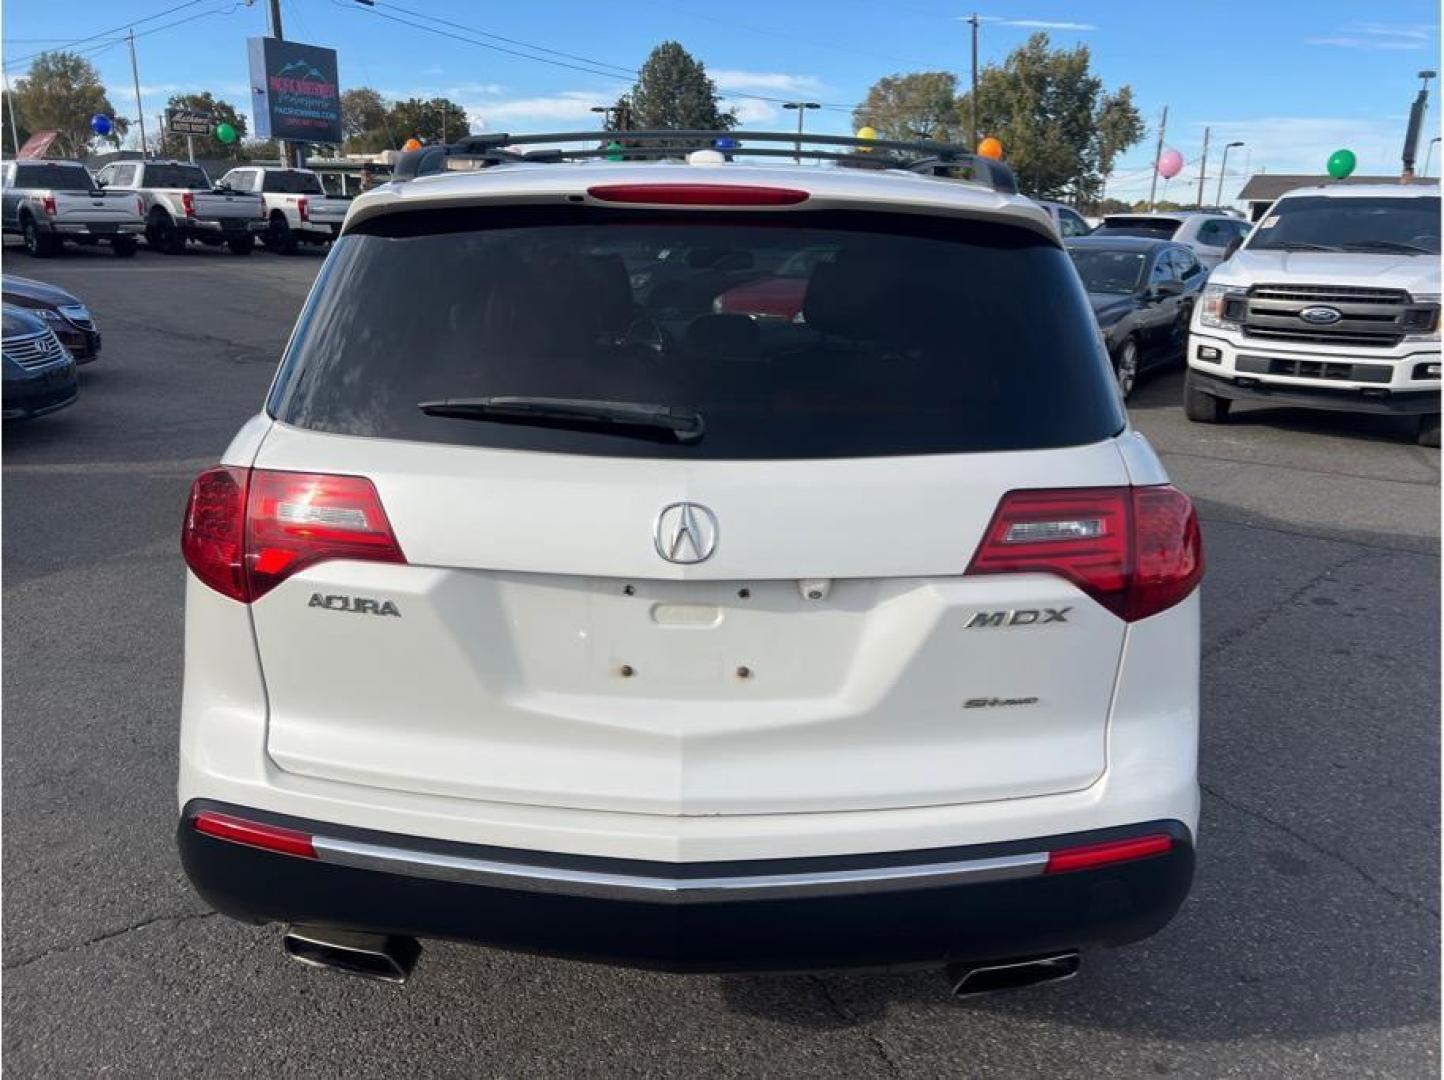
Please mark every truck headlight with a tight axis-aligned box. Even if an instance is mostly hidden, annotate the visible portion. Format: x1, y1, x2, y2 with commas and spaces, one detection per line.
1407, 293, 1440, 342
1199, 284, 1246, 330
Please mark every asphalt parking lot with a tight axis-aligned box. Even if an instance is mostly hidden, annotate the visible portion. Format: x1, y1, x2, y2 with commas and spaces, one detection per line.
2, 242, 1438, 1078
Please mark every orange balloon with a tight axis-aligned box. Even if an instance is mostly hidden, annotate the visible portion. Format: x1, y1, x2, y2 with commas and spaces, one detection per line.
976, 136, 1003, 160
402, 137, 423, 152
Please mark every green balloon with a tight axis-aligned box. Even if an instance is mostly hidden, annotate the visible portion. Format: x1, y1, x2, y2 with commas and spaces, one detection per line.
1326, 148, 1356, 180
215, 123, 238, 145
605, 139, 623, 162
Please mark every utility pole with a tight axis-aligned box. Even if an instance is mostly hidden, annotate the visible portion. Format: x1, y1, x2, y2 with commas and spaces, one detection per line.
128, 29, 148, 156
967, 13, 980, 148
1146, 105, 1167, 212
1402, 69, 1435, 181
782, 101, 820, 163
1194, 126, 1210, 209
268, 0, 292, 168
3, 60, 21, 157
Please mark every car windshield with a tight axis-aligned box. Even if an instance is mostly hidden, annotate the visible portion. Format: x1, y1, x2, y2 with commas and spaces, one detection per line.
1094, 217, 1182, 240
13, 164, 93, 190
269, 206, 1123, 460
145, 165, 212, 190
1247, 195, 1442, 253
1068, 249, 1146, 294
262, 170, 323, 194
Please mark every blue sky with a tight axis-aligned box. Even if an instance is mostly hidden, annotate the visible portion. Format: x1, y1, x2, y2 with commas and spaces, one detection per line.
4, 0, 1441, 201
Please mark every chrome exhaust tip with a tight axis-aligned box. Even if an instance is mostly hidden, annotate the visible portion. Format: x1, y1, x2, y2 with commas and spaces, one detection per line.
945, 951, 1080, 998
283, 926, 421, 984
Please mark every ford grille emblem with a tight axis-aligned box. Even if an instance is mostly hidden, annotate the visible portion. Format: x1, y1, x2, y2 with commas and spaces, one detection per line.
654, 502, 719, 564
1299, 306, 1343, 325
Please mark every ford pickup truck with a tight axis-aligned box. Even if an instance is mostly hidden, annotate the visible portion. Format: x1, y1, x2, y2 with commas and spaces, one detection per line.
1, 160, 145, 258
94, 160, 265, 256
1186, 183, 1440, 446
214, 166, 348, 254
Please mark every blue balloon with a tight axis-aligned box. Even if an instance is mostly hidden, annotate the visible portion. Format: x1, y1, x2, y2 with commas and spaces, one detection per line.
714, 137, 739, 150
90, 114, 113, 137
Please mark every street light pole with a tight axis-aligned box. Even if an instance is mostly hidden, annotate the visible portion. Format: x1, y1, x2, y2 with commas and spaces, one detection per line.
1194, 126, 1210, 210
2, 60, 21, 157
1402, 69, 1436, 180
1415, 135, 1438, 176
967, 13, 980, 148
1216, 140, 1243, 207
782, 101, 820, 163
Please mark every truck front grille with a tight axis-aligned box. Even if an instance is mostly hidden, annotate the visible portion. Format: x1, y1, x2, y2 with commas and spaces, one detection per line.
1241, 283, 1436, 349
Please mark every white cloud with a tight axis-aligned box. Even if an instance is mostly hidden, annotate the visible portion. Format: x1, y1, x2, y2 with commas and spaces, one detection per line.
973, 17, 1096, 30
1305, 35, 1426, 51
710, 70, 825, 95
1306, 20, 1433, 49
723, 98, 780, 125
465, 90, 612, 129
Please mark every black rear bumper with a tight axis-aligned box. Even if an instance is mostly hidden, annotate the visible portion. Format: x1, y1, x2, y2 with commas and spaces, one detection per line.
178, 801, 1194, 974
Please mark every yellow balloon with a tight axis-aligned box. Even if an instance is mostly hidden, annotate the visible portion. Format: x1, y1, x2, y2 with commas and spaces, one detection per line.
977, 136, 1003, 160
855, 126, 878, 152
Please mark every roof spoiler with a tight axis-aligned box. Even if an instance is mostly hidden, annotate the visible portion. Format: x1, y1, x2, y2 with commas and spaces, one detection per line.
388, 129, 1018, 195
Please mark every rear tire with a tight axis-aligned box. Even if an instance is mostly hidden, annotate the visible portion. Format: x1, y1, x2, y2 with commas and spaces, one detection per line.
112, 236, 138, 258
22, 216, 56, 258
226, 235, 254, 256
264, 213, 297, 255
1183, 371, 1231, 423
147, 212, 186, 254
1419, 414, 1440, 448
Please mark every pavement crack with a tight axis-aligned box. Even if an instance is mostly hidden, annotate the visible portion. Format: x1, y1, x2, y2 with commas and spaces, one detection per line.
4, 910, 219, 973
808, 975, 902, 1075
1202, 782, 1439, 919
1203, 548, 1378, 660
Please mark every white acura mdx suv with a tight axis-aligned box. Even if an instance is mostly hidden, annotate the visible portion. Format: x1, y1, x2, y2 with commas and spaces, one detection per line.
178, 132, 1204, 993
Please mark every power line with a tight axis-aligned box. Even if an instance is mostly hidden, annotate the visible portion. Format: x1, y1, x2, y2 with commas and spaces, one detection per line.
3, 0, 212, 70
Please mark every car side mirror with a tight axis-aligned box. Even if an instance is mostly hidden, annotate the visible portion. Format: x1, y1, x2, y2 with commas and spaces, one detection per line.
1152, 279, 1185, 299
1224, 237, 1243, 259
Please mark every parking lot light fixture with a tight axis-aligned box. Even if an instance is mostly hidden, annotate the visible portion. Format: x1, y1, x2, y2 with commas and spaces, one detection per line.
782, 101, 821, 163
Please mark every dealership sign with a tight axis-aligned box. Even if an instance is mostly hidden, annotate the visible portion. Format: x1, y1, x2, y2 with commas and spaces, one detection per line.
247, 37, 343, 144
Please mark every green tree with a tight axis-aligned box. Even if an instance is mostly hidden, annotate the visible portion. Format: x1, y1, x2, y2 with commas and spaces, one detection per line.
387, 97, 468, 144
958, 33, 1143, 200
159, 92, 248, 160
620, 42, 734, 131
852, 72, 964, 143
240, 137, 280, 161
340, 87, 396, 152
10, 51, 128, 157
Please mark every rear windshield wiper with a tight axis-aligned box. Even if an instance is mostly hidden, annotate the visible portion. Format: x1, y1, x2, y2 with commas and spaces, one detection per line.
1339, 239, 1437, 254
418, 396, 705, 444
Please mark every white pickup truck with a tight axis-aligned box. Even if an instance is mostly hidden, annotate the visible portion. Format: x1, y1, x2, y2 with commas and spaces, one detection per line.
1187, 183, 1441, 446
214, 166, 348, 254
94, 160, 265, 256
1, 160, 146, 257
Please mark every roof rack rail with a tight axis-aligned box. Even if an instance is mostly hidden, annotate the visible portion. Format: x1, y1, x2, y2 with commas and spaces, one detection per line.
389, 129, 1018, 195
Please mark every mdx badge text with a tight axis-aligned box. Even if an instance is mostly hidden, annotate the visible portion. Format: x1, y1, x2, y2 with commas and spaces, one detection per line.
965, 608, 1071, 628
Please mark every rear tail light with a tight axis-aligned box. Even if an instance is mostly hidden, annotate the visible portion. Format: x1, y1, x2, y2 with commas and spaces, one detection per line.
181, 191, 195, 218
586, 183, 808, 206
1045, 833, 1173, 874
297, 197, 309, 223
181, 467, 405, 602
42, 195, 57, 217
966, 486, 1202, 622
192, 810, 316, 858
135, 196, 145, 217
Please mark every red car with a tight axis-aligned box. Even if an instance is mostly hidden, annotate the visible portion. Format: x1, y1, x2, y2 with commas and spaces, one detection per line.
712, 245, 837, 322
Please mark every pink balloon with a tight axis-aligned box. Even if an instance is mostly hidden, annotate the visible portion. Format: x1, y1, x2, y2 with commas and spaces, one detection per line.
1157, 149, 1184, 180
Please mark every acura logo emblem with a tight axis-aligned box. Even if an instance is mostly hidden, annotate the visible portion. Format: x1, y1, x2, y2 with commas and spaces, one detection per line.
1299, 305, 1343, 325
654, 502, 718, 564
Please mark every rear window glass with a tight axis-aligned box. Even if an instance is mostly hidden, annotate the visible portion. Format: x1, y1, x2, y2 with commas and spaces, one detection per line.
144, 165, 211, 189
13, 164, 93, 190
1095, 217, 1182, 239
262, 170, 323, 194
269, 207, 1124, 459
1068, 248, 1146, 294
